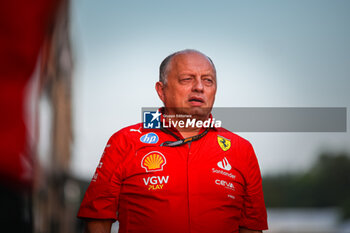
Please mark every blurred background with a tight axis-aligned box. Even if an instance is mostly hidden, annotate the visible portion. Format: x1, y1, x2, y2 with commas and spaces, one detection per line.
1, 0, 349, 232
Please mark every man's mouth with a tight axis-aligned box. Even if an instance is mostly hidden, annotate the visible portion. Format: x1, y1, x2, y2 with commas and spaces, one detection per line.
188, 97, 205, 106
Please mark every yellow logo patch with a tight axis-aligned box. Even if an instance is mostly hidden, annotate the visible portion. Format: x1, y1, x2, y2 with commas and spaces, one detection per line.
217, 135, 231, 151
141, 151, 166, 172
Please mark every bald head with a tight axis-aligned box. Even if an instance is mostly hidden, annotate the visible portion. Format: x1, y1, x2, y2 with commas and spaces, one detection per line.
159, 49, 216, 85
155, 49, 217, 120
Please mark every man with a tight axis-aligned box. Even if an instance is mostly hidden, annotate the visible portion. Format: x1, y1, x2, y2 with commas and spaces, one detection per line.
78, 49, 268, 233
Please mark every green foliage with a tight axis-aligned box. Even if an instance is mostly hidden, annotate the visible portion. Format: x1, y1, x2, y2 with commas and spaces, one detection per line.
263, 152, 350, 220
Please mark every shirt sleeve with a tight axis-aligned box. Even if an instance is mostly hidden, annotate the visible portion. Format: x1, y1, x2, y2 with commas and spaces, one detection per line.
239, 142, 268, 230
77, 131, 129, 221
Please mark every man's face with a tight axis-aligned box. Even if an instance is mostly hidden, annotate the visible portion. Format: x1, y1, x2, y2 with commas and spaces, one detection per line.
156, 52, 217, 119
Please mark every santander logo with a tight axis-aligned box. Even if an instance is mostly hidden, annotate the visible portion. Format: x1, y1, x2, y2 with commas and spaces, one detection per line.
217, 157, 231, 171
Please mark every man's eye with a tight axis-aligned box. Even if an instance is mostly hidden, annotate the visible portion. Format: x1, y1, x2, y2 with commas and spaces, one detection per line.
180, 77, 192, 82
203, 78, 213, 84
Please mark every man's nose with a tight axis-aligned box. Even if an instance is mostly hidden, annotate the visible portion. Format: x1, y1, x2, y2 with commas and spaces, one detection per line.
192, 77, 204, 92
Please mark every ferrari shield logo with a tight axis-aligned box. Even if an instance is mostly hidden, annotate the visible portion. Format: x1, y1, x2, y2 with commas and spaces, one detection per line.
217, 135, 231, 151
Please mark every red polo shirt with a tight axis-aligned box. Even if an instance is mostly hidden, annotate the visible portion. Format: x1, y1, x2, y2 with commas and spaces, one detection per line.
78, 123, 268, 233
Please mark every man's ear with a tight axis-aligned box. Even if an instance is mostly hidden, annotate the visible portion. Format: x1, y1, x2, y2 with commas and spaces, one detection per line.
155, 81, 165, 103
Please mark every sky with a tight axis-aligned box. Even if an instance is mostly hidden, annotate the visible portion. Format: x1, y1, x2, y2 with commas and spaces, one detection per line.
67, 0, 350, 179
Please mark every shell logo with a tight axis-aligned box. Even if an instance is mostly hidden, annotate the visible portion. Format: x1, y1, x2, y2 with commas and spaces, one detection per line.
141, 151, 166, 172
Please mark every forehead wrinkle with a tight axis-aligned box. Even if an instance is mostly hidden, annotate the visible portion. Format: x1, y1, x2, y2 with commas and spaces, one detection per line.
178, 71, 215, 76
172, 59, 215, 75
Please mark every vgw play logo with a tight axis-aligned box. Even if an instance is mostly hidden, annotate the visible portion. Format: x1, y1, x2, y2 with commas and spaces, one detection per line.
143, 110, 161, 129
